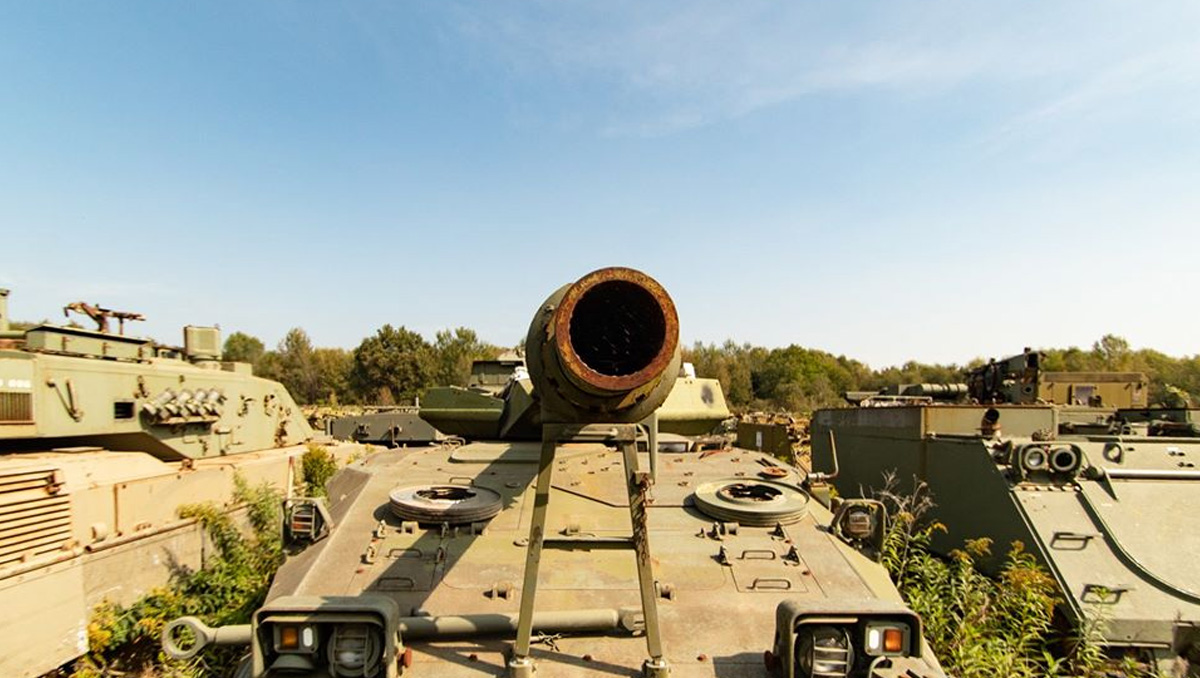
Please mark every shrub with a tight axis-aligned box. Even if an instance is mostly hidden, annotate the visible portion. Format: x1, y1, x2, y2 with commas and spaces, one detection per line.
69, 474, 283, 678
300, 443, 338, 497
875, 476, 1164, 678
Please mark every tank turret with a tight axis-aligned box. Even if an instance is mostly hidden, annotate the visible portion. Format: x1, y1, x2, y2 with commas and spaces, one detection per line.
421, 267, 684, 439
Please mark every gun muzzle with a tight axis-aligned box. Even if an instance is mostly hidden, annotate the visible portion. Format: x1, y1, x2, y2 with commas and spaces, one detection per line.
527, 267, 681, 423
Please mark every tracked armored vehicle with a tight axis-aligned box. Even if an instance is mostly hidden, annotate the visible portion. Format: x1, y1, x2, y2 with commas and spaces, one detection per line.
813, 349, 1200, 673
0, 290, 360, 677
164, 268, 944, 678
325, 407, 444, 447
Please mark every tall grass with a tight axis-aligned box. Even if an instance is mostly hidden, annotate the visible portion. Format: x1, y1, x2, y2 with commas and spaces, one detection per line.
876, 477, 1165, 678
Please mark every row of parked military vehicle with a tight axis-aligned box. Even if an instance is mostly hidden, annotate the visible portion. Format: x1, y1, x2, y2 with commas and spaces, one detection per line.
0, 275, 1195, 678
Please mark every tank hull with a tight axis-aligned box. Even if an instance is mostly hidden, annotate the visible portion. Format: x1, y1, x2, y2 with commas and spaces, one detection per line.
249, 439, 944, 678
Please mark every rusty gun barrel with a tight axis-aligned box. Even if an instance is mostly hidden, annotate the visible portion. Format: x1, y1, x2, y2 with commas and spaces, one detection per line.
526, 267, 681, 423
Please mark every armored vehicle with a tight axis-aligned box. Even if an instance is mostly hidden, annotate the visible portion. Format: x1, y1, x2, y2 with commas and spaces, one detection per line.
164, 267, 945, 678
0, 290, 359, 677
419, 355, 731, 442
967, 347, 1148, 408
813, 353, 1200, 673
326, 407, 444, 447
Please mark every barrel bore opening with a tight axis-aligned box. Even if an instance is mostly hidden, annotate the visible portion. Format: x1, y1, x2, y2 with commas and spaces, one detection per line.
568, 281, 666, 377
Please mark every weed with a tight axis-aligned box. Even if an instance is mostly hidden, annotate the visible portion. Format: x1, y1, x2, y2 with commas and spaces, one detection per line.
874, 475, 1126, 678
300, 443, 338, 497
68, 473, 283, 678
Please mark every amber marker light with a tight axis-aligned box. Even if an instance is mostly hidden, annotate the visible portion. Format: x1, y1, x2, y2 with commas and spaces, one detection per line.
883, 627, 904, 653
279, 625, 300, 651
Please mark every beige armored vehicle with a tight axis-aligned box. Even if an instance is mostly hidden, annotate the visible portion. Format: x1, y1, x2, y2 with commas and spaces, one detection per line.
0, 290, 358, 677
164, 268, 945, 678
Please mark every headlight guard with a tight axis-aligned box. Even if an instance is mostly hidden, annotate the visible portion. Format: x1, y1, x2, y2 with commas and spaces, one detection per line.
252, 595, 400, 678
771, 600, 925, 678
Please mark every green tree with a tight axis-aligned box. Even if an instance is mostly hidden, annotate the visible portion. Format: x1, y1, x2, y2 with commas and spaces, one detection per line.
432, 327, 499, 387
1092, 334, 1132, 371
350, 325, 433, 404
255, 350, 284, 382
222, 331, 266, 365
683, 340, 762, 407
312, 347, 354, 405
277, 328, 321, 404
752, 345, 862, 410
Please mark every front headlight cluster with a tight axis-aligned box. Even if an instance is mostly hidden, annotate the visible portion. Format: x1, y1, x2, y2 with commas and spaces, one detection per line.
1012, 443, 1082, 479
794, 622, 912, 676
254, 596, 398, 678
771, 601, 924, 678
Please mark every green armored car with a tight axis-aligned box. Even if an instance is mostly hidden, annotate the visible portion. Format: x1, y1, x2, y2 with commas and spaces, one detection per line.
813, 350, 1200, 674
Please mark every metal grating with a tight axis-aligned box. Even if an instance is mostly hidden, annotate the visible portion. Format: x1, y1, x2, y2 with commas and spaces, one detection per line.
0, 392, 32, 422
0, 469, 71, 567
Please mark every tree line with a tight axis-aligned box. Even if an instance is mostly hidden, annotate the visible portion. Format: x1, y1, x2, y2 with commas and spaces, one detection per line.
684, 334, 1200, 411
224, 326, 1200, 411
223, 326, 501, 405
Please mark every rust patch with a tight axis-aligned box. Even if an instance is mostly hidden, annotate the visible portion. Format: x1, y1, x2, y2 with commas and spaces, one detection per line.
552, 267, 679, 394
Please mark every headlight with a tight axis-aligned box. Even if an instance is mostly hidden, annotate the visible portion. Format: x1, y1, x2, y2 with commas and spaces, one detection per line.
1015, 444, 1083, 479
829, 500, 887, 561
773, 600, 925, 678
795, 625, 853, 676
1020, 446, 1048, 471
329, 624, 384, 677
253, 595, 398, 678
841, 506, 875, 540
1049, 447, 1081, 474
282, 497, 333, 547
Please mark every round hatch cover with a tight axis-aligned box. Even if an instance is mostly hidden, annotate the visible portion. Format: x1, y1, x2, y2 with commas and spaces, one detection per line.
388, 484, 503, 524
692, 478, 810, 526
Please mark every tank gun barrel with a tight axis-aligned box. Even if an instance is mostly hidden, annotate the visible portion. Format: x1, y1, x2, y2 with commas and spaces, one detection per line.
526, 267, 681, 423
902, 383, 969, 399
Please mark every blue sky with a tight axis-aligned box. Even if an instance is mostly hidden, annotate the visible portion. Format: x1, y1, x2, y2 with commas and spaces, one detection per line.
2, 1, 1197, 367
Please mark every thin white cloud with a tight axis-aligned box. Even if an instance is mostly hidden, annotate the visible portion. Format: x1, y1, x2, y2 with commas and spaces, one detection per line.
446, 0, 1200, 140
981, 43, 1200, 155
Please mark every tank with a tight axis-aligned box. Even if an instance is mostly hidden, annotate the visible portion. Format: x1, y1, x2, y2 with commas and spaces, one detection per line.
0, 290, 361, 677
812, 351, 1200, 673
162, 267, 944, 678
